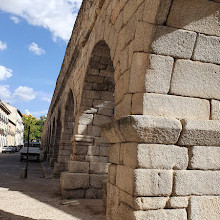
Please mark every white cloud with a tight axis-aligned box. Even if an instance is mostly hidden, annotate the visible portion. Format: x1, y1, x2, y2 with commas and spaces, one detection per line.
0, 40, 7, 51
41, 97, 51, 103
28, 42, 45, 55
13, 86, 37, 101
37, 91, 52, 103
24, 109, 48, 117
24, 109, 31, 115
0, 65, 13, 81
10, 15, 20, 24
0, 85, 11, 100
0, 0, 82, 41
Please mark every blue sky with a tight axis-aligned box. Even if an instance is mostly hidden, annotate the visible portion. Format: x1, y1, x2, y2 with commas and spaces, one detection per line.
0, 0, 82, 117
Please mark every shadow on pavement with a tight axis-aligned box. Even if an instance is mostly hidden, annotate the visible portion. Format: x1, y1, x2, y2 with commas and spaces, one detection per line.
0, 210, 35, 220
0, 153, 105, 220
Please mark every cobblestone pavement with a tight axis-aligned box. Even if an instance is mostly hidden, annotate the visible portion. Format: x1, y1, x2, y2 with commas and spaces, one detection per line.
0, 152, 105, 220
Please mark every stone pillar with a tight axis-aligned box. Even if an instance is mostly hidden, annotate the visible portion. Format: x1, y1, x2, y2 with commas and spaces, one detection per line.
60, 134, 109, 199
102, 115, 220, 220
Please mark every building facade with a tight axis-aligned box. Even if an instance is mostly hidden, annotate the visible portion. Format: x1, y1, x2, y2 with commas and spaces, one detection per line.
4, 102, 24, 147
0, 100, 10, 152
7, 119, 16, 146
42, 0, 220, 219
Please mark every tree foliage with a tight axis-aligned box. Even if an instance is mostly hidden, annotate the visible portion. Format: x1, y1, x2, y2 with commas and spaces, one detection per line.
22, 115, 46, 141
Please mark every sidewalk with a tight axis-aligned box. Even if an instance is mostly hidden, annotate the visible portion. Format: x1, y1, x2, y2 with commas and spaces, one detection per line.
0, 153, 105, 220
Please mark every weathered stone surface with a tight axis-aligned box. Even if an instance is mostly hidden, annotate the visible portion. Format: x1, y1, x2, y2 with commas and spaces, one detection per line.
142, 93, 210, 120
68, 161, 89, 173
151, 26, 197, 59
178, 119, 220, 146
93, 115, 111, 126
53, 162, 66, 175
61, 189, 85, 199
167, 0, 220, 37
170, 60, 220, 99
42, 1, 220, 218
118, 202, 134, 220
135, 169, 173, 196
134, 22, 155, 52
106, 183, 120, 220
102, 115, 182, 144
90, 174, 107, 189
87, 145, 99, 156
189, 196, 220, 220
145, 54, 174, 94
175, 170, 220, 195
90, 162, 109, 174
116, 166, 173, 196
57, 156, 69, 164
129, 52, 149, 93
77, 124, 88, 135
60, 172, 89, 190
122, 143, 188, 169
78, 114, 93, 125
109, 144, 120, 164
190, 146, 220, 170
119, 202, 187, 220
108, 164, 116, 185
87, 125, 101, 136
133, 209, 187, 220
143, 0, 172, 24
193, 34, 220, 65
168, 197, 189, 208
85, 188, 102, 199
211, 100, 220, 120
85, 155, 108, 163
135, 197, 168, 210
122, 0, 145, 25
116, 165, 134, 195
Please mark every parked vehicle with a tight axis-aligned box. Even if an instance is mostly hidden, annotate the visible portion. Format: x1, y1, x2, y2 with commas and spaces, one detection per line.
2, 146, 13, 153
10, 145, 17, 152
20, 142, 41, 162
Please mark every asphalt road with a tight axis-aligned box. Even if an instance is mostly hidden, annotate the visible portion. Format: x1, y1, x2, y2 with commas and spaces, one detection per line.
0, 152, 105, 220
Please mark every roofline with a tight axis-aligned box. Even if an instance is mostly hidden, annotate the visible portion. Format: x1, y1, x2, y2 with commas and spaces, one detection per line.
0, 100, 11, 115
17, 109, 23, 117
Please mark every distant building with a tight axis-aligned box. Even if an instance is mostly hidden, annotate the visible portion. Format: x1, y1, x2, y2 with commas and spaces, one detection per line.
0, 100, 10, 152
3, 102, 24, 147
7, 119, 16, 146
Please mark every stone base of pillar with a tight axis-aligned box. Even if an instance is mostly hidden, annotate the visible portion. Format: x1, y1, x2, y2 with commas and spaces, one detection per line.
60, 162, 108, 199
53, 162, 66, 176
61, 188, 85, 199
49, 157, 56, 167
101, 115, 220, 220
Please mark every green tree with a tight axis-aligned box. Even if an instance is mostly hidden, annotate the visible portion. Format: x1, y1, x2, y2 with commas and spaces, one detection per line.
22, 115, 46, 141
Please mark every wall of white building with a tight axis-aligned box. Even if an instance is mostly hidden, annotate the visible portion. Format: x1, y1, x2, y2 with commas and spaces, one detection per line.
4, 102, 24, 147
0, 101, 10, 153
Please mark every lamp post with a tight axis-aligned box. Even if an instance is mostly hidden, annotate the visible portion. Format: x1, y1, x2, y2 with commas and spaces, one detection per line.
24, 126, 30, 178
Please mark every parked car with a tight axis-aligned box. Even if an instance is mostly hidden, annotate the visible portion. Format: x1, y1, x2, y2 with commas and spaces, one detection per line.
20, 142, 41, 162
2, 146, 13, 153
11, 145, 17, 152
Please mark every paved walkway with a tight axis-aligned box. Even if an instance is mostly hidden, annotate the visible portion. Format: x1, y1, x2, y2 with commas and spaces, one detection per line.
0, 153, 105, 220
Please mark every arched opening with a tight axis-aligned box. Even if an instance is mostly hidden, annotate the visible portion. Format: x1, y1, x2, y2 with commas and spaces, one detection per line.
73, 40, 115, 198
63, 90, 75, 141
48, 118, 56, 163
55, 90, 75, 174
53, 111, 61, 160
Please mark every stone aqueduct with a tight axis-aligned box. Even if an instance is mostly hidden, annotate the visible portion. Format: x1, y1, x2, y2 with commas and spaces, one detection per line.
42, 0, 220, 219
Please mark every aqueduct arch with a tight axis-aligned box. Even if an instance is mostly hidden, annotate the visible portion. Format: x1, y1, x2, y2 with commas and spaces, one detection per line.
61, 40, 115, 198
42, 0, 220, 219
54, 89, 75, 175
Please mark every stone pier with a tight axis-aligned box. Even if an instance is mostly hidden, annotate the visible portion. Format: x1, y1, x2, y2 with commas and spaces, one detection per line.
42, 0, 220, 219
